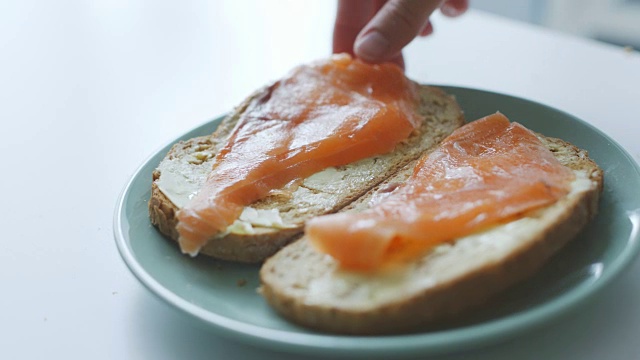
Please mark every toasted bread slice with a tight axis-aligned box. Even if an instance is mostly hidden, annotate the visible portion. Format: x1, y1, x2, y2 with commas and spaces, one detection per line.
259, 135, 603, 334
149, 85, 465, 262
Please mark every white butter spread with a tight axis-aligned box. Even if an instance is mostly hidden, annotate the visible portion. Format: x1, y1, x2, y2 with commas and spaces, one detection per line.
155, 157, 297, 234
155, 157, 210, 208
302, 158, 383, 194
302, 167, 341, 189
238, 207, 287, 228
155, 150, 390, 236
224, 207, 294, 235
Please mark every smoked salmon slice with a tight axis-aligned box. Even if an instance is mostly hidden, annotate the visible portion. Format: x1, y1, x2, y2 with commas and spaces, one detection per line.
176, 55, 420, 255
306, 113, 576, 271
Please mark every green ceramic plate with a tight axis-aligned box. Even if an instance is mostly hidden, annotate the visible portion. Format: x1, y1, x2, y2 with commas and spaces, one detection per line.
114, 86, 640, 358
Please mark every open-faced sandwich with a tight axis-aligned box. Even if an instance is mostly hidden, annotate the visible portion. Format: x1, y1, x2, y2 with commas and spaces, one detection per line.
260, 112, 602, 334
149, 54, 602, 334
149, 54, 464, 262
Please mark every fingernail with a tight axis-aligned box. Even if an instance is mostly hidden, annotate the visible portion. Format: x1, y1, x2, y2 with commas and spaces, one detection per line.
355, 31, 389, 61
441, 3, 462, 17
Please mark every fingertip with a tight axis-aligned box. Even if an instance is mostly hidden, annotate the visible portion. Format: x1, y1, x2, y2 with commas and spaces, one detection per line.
354, 30, 390, 62
355, 0, 442, 62
332, 0, 377, 60
333, 28, 357, 56
441, 0, 468, 17
440, 4, 461, 17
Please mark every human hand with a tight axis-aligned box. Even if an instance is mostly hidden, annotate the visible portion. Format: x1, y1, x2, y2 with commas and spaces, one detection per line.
333, 0, 468, 69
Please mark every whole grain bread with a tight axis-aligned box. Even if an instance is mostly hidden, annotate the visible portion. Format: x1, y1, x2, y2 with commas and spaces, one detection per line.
149, 85, 465, 262
258, 135, 603, 335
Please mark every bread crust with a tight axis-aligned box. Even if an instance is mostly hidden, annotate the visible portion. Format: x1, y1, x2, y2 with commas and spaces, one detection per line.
148, 85, 465, 262
259, 136, 603, 334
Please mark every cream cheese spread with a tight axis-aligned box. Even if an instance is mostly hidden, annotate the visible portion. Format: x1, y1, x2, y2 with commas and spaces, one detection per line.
154, 156, 338, 233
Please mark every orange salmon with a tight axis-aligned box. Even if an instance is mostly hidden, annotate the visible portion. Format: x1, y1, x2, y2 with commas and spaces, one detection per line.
176, 55, 420, 255
306, 113, 576, 271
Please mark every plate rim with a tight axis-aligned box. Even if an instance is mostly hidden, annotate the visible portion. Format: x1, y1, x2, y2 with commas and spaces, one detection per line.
114, 85, 640, 357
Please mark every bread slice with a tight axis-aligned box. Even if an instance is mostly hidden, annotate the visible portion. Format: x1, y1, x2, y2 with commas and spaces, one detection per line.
259, 135, 603, 335
149, 85, 465, 262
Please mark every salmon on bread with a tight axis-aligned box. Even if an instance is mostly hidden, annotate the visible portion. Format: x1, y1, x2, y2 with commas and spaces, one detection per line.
259, 114, 603, 334
149, 55, 465, 262
306, 113, 577, 271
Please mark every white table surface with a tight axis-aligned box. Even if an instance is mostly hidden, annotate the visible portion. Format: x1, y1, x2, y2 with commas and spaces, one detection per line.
1, 1, 639, 359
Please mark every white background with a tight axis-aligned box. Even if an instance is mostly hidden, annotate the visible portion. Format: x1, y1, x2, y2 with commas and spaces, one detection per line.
1, 1, 639, 359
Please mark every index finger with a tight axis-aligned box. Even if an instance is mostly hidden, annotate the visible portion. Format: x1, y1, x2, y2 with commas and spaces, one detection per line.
332, 0, 377, 56
354, 0, 443, 62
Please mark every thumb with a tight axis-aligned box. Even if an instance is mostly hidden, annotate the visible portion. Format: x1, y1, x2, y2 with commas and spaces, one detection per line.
354, 0, 443, 63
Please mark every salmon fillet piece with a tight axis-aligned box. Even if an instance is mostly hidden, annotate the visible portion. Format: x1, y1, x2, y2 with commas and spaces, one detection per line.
176, 55, 421, 255
307, 113, 576, 271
